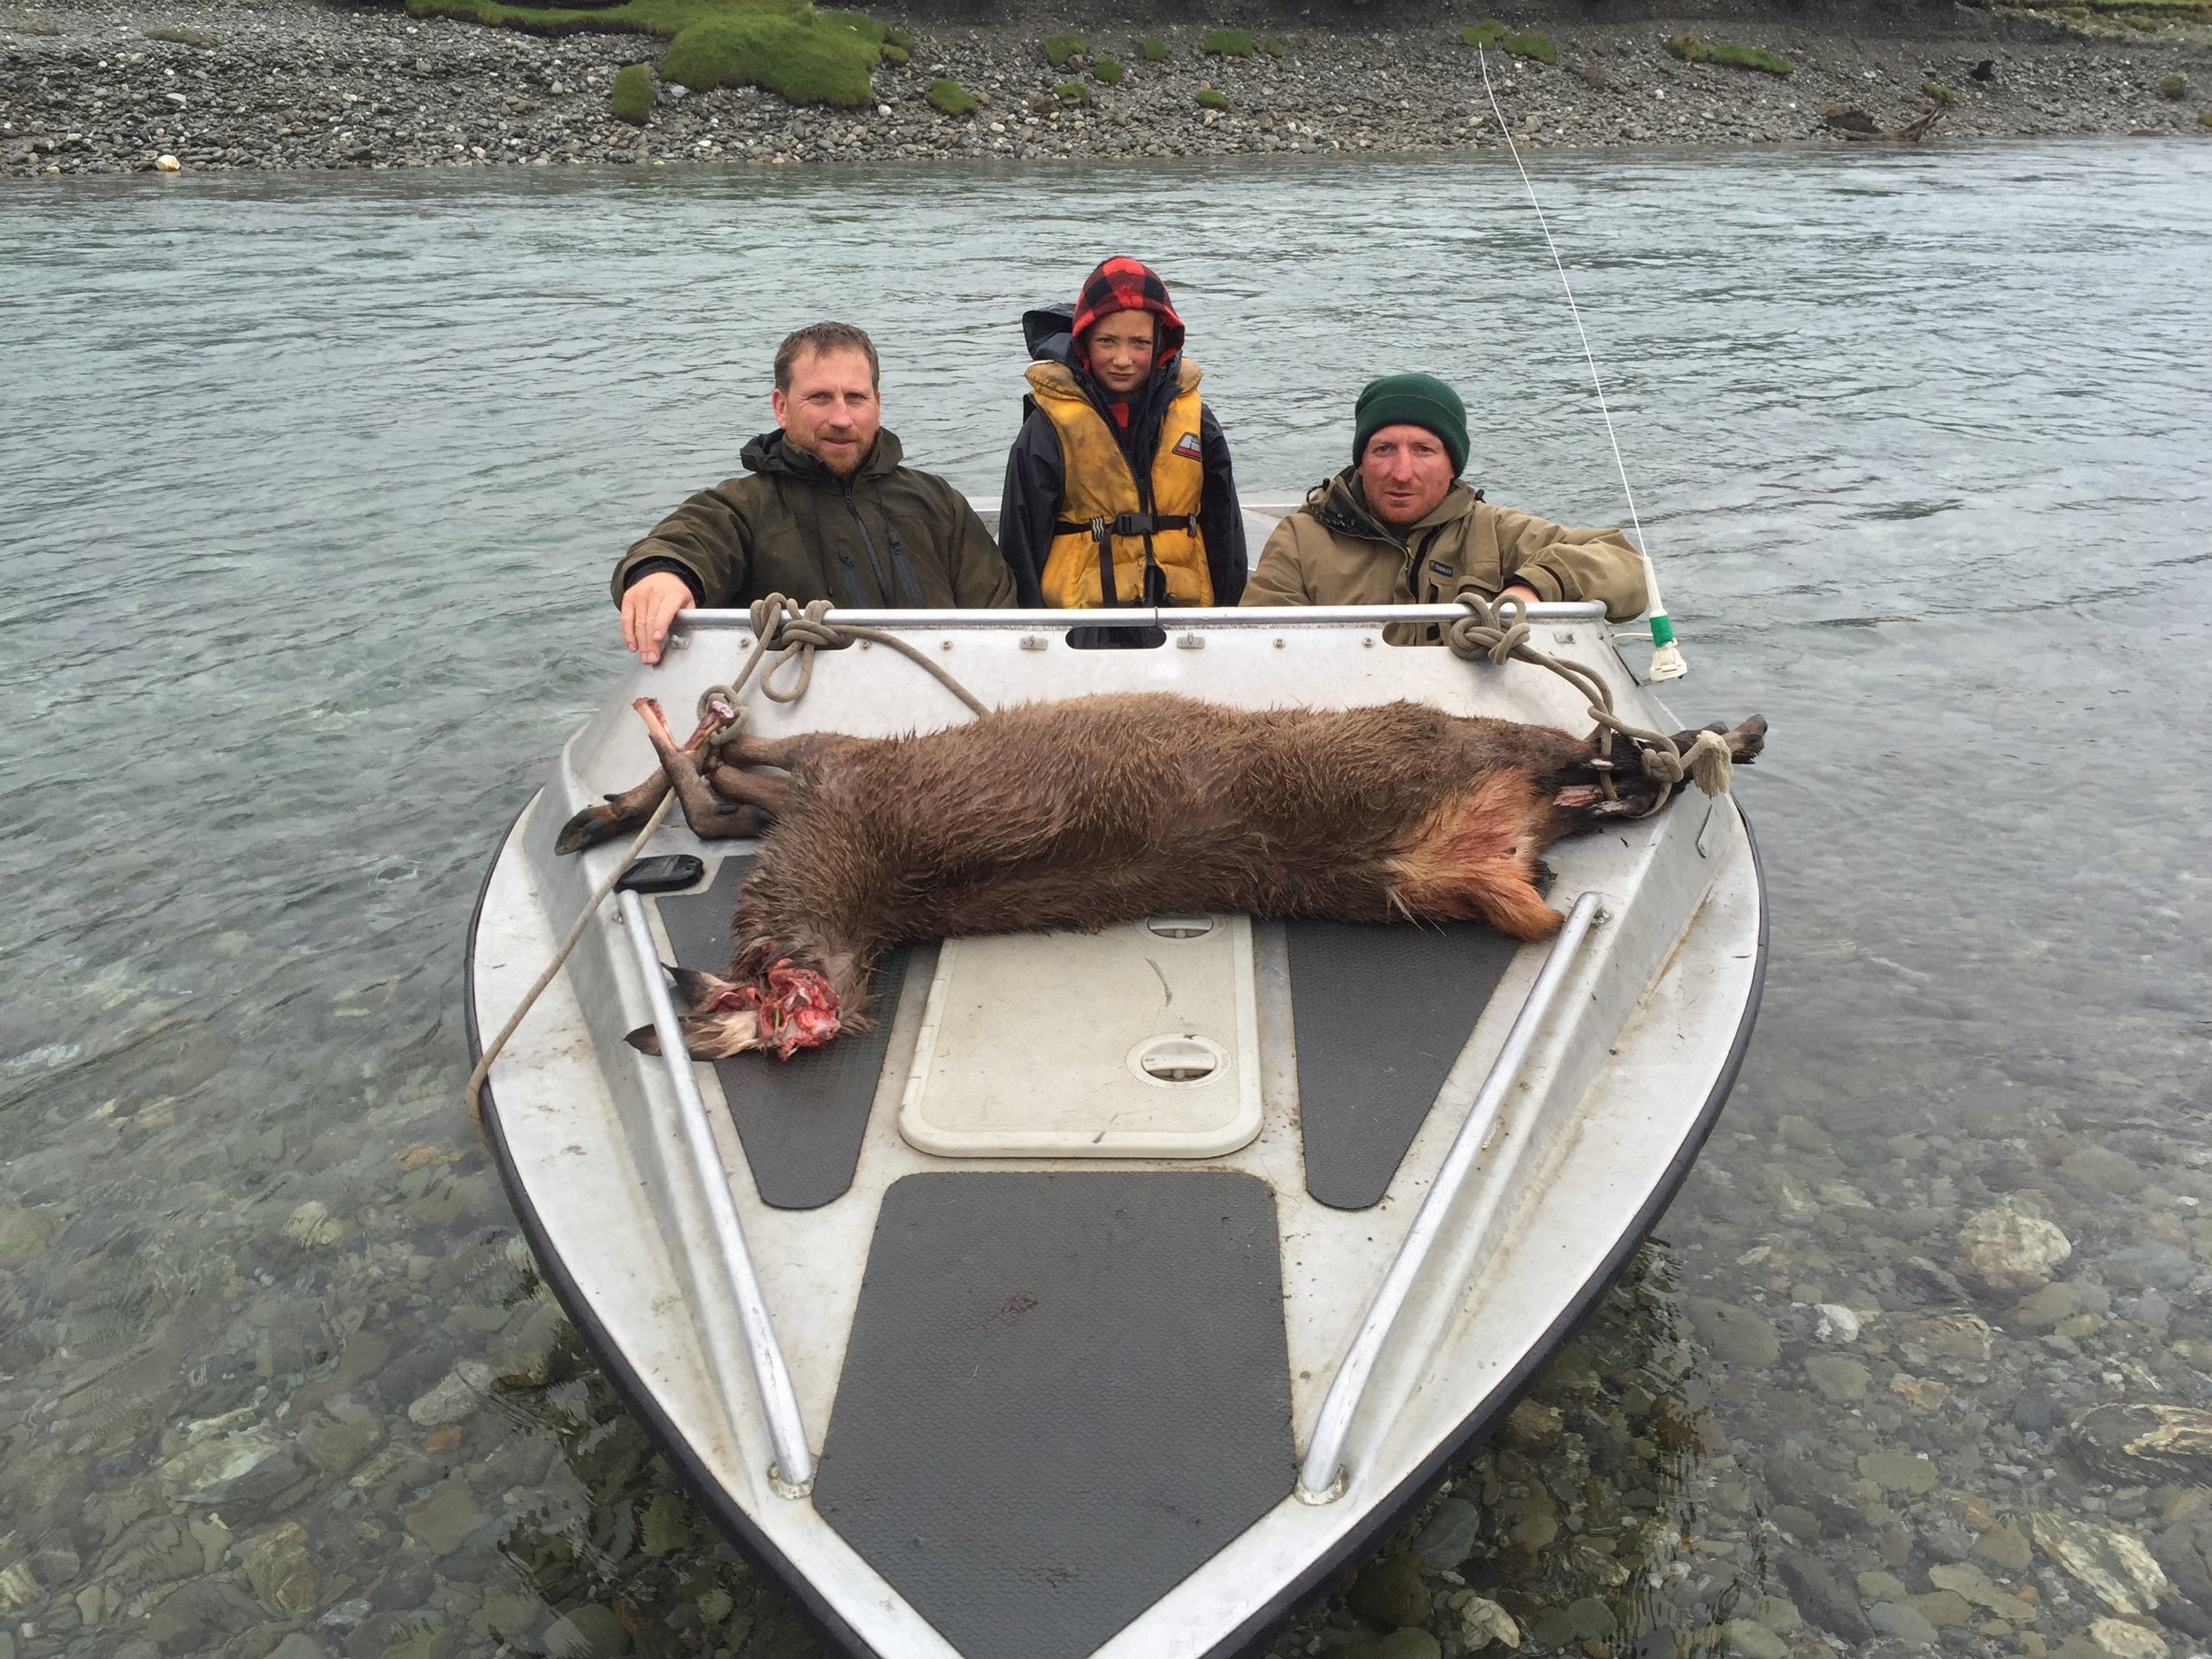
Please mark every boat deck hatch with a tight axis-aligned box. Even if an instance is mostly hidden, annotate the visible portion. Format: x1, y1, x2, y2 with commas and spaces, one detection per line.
1288, 919, 1520, 1210
814, 1171, 1293, 1659
654, 856, 906, 1210
898, 915, 1263, 1158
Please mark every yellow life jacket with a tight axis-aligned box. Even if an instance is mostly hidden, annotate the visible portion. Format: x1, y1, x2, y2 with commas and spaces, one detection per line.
1027, 357, 1212, 608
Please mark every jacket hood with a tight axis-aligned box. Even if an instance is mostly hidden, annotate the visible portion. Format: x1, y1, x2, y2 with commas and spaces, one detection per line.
1308, 465, 1479, 547
1022, 303, 1188, 407
741, 426, 904, 481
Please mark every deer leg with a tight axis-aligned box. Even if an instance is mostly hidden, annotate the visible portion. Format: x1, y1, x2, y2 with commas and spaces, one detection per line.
634, 698, 764, 841
1549, 715, 1767, 825
555, 704, 730, 856
1386, 771, 1563, 941
706, 764, 789, 818
712, 729, 849, 772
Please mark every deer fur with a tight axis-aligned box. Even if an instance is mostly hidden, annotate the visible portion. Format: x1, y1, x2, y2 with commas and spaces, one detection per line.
597, 692, 1765, 1060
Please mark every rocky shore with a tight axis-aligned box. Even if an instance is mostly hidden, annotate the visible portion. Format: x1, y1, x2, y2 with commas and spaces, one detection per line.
3, 0, 2208, 178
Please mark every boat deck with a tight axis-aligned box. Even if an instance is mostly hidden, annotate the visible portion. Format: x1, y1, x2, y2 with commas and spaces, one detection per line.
466, 598, 1763, 1659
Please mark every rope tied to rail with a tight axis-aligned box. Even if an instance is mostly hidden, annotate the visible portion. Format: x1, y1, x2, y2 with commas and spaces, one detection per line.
695, 594, 990, 723
1444, 593, 1731, 818
465, 594, 988, 1141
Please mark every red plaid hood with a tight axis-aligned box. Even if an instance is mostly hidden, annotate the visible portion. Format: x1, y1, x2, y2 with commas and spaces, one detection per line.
1070, 257, 1187, 364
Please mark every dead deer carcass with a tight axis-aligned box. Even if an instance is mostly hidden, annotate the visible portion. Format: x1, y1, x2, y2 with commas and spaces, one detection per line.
578, 692, 1763, 1060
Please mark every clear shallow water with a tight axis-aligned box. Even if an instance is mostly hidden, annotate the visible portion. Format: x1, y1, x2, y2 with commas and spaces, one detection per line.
2, 142, 2209, 1659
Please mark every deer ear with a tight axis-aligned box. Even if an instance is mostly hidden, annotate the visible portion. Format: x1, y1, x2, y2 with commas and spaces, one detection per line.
665, 963, 735, 1014
624, 1010, 763, 1060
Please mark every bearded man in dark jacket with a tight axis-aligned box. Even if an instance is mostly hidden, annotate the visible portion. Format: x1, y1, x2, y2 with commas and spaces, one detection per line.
612, 321, 1015, 666
997, 258, 1246, 622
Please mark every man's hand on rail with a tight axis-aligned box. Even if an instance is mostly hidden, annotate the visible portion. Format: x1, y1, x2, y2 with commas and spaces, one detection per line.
621, 572, 695, 667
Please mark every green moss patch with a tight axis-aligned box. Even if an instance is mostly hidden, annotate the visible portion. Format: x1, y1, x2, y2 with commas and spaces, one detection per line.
142, 24, 218, 45
407, 0, 890, 107
1194, 85, 1228, 109
1042, 31, 1083, 66
611, 60, 654, 119
926, 74, 977, 114
2162, 72, 2187, 96
1053, 79, 1088, 101
657, 7, 880, 103
882, 23, 906, 45
1093, 53, 1124, 83
1202, 27, 1254, 55
1264, 35, 1284, 56
1140, 35, 1169, 61
1460, 19, 1506, 47
2200, 109, 2212, 125
1664, 34, 1792, 73
1502, 29, 1555, 64
1923, 79, 1952, 100
879, 41, 905, 61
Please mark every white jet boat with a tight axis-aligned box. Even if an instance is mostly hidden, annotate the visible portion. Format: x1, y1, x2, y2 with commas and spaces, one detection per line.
463, 498, 1764, 1659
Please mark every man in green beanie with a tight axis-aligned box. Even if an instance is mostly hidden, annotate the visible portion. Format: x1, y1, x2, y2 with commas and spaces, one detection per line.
1240, 371, 1648, 622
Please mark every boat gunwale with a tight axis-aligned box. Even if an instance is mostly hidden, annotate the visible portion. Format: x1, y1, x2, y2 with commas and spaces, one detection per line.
465, 787, 1767, 1659
464, 795, 892, 1659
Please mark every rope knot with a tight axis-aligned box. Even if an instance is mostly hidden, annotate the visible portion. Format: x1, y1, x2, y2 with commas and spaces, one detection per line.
1443, 593, 1533, 667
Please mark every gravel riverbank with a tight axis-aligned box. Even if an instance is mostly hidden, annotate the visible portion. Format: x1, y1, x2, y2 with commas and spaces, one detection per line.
3, 0, 2209, 178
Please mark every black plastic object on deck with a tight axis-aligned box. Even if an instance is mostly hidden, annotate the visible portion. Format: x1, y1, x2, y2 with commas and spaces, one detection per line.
615, 853, 705, 895
815, 1171, 1294, 1659
653, 856, 909, 1210
1287, 919, 1520, 1210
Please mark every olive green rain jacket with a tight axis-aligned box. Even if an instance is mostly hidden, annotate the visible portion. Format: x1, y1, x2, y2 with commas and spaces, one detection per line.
1240, 469, 1649, 622
609, 429, 1017, 611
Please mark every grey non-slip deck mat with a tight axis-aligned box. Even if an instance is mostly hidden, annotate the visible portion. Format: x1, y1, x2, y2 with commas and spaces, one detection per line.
814, 1171, 1294, 1659
654, 856, 907, 1210
1287, 919, 1520, 1211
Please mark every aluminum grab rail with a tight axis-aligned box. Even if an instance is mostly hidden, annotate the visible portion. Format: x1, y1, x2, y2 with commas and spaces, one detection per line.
1295, 891, 1608, 1504
614, 890, 816, 1499
667, 602, 1606, 632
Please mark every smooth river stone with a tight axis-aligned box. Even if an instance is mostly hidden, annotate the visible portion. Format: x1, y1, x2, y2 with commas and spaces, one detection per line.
1413, 1498, 1482, 1571
1685, 1297, 1781, 1366
2061, 1145, 2147, 1195
1805, 1355, 1871, 1404
1867, 1601, 1939, 1646
1860, 1451, 1940, 1494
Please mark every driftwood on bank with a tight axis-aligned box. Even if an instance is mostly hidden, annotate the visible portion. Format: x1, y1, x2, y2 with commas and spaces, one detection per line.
1820, 99, 1949, 141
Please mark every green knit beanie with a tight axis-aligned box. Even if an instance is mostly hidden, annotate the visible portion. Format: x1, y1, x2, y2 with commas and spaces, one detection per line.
1352, 372, 1469, 476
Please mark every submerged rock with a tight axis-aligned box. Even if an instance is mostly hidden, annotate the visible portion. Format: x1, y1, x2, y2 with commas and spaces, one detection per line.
2070, 1404, 2212, 1486
242, 1520, 316, 1616
1413, 1497, 1482, 1571
2033, 1512, 2170, 1616
1778, 1553, 1873, 1642
1349, 1552, 1430, 1628
2084, 1617, 2170, 1659
1956, 1208, 2071, 1294
1455, 1594, 1519, 1651
1804, 1355, 1870, 1404
1684, 1297, 1780, 1366
156, 1425, 301, 1508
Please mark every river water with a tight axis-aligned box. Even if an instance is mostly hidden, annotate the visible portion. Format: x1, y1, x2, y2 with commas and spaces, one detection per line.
2, 142, 2208, 1659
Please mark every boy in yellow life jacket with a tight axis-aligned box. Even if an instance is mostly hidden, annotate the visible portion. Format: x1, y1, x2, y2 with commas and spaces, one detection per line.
997, 257, 1246, 625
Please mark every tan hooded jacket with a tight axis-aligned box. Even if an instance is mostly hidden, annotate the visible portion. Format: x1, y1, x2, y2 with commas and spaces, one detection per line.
1240, 470, 1648, 622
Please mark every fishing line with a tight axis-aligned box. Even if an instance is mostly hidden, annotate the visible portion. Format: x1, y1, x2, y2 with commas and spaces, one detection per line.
1476, 49, 1686, 680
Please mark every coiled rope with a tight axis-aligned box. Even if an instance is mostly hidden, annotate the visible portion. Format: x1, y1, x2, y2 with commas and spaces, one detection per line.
1444, 594, 1732, 814
465, 594, 986, 1139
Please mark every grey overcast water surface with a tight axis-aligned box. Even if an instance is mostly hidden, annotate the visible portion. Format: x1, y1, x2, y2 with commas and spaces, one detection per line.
3, 143, 2210, 1659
